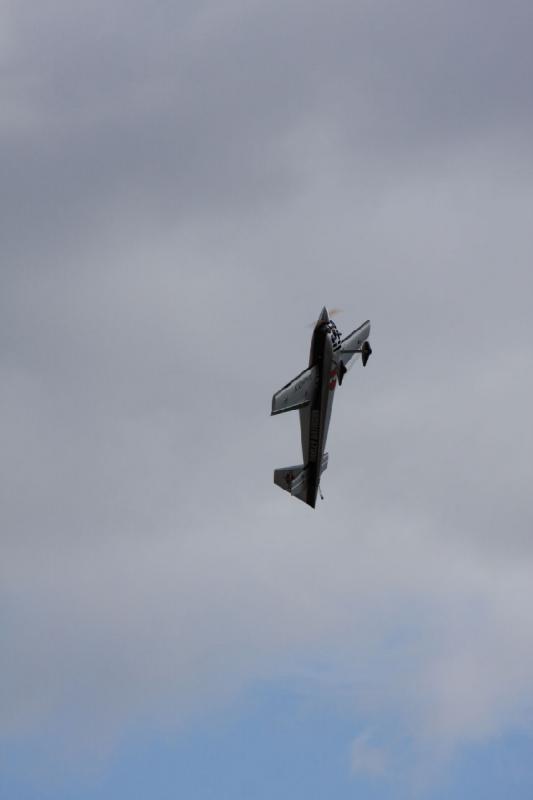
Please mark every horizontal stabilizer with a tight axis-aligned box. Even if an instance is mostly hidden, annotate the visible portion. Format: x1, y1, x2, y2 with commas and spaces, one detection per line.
273, 453, 328, 505
274, 464, 307, 500
271, 365, 317, 415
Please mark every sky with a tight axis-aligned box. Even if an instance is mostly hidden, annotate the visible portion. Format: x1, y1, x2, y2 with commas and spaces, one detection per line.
1, 0, 533, 797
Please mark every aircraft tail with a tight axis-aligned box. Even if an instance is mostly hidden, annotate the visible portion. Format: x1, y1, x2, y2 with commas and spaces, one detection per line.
274, 464, 307, 501
273, 453, 328, 505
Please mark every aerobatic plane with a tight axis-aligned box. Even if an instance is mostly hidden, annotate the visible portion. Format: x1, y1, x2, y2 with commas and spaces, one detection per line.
271, 307, 371, 508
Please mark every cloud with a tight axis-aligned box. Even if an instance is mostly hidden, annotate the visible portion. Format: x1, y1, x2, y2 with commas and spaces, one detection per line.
1, 0, 533, 786
350, 732, 387, 777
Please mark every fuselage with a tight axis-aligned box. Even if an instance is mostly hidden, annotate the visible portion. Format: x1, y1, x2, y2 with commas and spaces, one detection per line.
298, 310, 338, 507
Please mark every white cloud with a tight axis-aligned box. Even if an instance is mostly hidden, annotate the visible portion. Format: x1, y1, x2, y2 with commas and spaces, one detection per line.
350, 732, 387, 777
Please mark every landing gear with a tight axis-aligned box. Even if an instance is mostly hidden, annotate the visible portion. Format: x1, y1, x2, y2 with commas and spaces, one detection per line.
341, 340, 372, 366
361, 340, 372, 367
338, 361, 347, 386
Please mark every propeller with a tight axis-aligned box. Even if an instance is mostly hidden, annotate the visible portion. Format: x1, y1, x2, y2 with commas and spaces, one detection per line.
307, 308, 343, 327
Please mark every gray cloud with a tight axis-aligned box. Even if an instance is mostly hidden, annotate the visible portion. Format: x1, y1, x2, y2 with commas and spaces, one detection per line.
1, 0, 533, 783
3, 0, 532, 255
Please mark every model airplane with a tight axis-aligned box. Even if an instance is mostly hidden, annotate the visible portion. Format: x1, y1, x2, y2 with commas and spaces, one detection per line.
272, 307, 371, 508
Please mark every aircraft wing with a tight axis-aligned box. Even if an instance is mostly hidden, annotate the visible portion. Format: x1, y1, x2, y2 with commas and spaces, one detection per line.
271, 365, 318, 415
339, 320, 371, 371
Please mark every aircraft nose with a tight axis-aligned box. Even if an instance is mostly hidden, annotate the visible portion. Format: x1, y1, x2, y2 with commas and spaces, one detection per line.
318, 306, 329, 323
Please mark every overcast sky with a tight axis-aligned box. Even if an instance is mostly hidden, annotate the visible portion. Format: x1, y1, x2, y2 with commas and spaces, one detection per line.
2, 1, 533, 797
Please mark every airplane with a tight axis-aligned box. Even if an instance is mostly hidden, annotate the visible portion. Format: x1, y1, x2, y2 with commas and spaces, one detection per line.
271, 307, 371, 508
